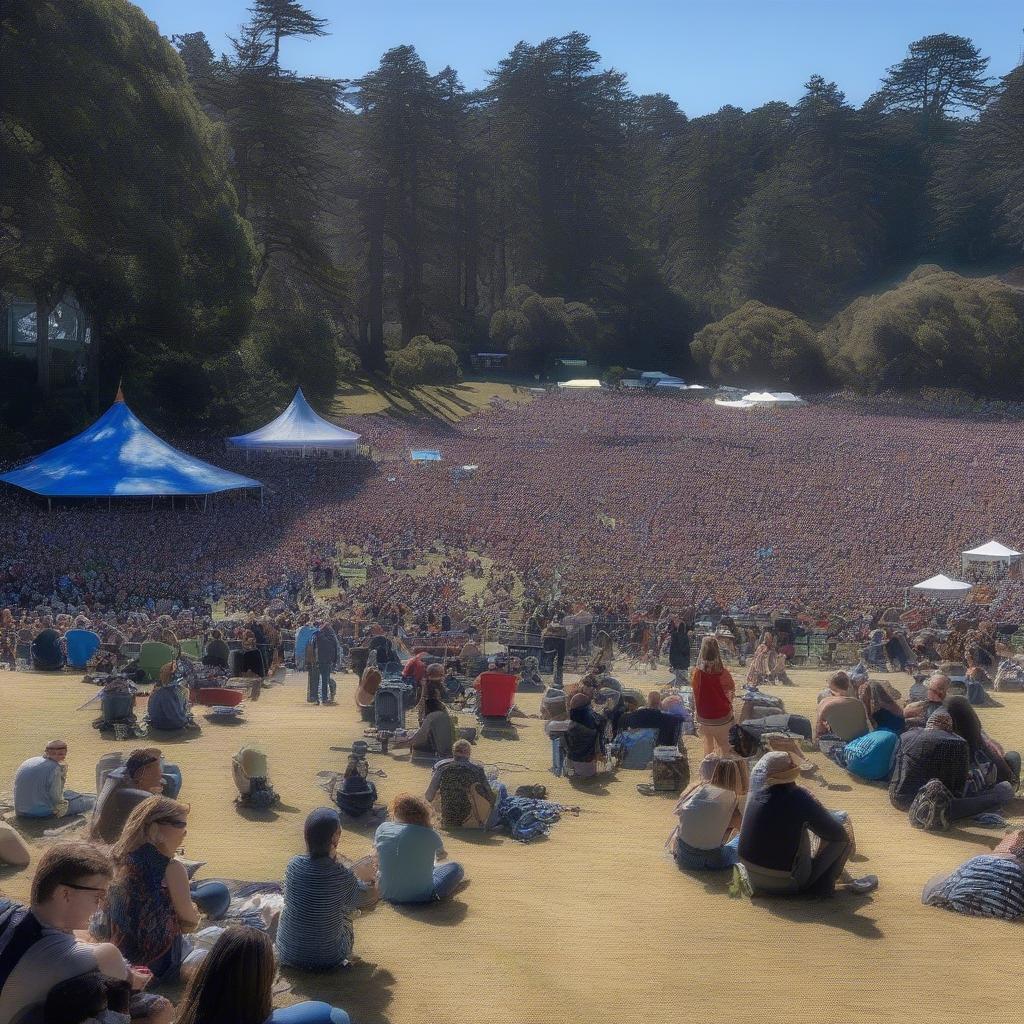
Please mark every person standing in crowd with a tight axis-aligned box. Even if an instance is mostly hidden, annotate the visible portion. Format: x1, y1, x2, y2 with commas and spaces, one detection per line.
668, 616, 691, 684
691, 636, 736, 757
314, 620, 340, 705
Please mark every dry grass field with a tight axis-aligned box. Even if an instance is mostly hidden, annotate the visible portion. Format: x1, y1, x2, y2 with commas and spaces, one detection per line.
329, 378, 532, 424
1, 665, 1021, 1024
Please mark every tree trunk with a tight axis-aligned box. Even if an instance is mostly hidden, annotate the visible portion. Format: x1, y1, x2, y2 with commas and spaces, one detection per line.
87, 315, 101, 413
35, 295, 51, 394
363, 184, 386, 371
463, 164, 479, 314
399, 153, 423, 342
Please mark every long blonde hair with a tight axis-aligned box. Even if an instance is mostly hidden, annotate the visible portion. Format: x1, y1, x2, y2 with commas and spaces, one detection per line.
697, 635, 724, 674
111, 795, 189, 865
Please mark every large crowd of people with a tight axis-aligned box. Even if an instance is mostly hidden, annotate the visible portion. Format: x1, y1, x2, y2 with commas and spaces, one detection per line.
4, 391, 1024, 643
3, 388, 1024, 1019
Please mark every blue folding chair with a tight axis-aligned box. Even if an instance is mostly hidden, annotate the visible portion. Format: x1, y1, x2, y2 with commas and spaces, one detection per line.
294, 624, 317, 667
66, 629, 101, 669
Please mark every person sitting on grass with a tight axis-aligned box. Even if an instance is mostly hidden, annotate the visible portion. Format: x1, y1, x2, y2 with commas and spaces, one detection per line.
669, 754, 746, 871
922, 830, 1024, 921
91, 748, 178, 845
355, 650, 382, 719
276, 808, 377, 972
0, 820, 31, 867
904, 674, 949, 726
0, 842, 171, 1024
146, 666, 193, 731
945, 694, 1020, 791
813, 672, 872, 749
14, 740, 94, 819
202, 630, 230, 669
374, 794, 465, 904
333, 755, 378, 819
391, 697, 454, 758
177, 925, 351, 1023
623, 691, 684, 747
232, 745, 280, 810
43, 969, 132, 1024
888, 710, 1015, 822
424, 738, 506, 829
564, 692, 607, 777
94, 797, 230, 984
738, 752, 877, 897
858, 680, 906, 735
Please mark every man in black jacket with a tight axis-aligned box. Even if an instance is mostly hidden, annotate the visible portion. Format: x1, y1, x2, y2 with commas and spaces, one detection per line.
888, 711, 1014, 820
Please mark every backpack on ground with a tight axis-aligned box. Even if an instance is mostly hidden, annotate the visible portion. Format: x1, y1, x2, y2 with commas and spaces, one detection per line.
907, 779, 953, 832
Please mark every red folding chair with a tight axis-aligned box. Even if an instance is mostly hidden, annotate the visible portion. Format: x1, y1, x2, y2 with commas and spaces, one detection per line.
475, 672, 518, 719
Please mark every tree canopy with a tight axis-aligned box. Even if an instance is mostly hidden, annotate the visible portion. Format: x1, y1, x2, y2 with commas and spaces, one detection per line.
4, 4, 1024, 436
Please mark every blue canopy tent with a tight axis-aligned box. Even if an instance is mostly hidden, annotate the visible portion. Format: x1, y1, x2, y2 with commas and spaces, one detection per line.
0, 389, 263, 508
228, 388, 361, 457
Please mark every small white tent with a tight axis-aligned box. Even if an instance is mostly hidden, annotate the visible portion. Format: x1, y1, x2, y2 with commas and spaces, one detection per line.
912, 573, 973, 596
557, 378, 602, 389
741, 391, 804, 405
228, 389, 361, 457
961, 540, 1021, 578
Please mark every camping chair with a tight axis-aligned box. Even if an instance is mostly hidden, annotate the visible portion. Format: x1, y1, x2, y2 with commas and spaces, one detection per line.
374, 683, 406, 734
545, 720, 572, 776
612, 727, 659, 769
138, 641, 176, 683
294, 625, 317, 669
190, 686, 245, 708
475, 671, 518, 724
65, 629, 101, 670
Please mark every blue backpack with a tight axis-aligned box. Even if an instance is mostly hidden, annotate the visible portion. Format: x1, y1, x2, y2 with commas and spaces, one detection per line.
843, 729, 899, 781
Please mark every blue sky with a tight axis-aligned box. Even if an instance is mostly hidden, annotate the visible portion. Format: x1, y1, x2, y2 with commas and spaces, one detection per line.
136, 0, 1023, 116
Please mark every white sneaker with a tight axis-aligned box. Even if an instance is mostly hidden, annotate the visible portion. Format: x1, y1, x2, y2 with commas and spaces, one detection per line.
843, 874, 878, 895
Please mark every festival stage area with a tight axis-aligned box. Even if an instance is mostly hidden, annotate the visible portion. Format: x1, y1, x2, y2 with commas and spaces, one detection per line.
1, 667, 1020, 1024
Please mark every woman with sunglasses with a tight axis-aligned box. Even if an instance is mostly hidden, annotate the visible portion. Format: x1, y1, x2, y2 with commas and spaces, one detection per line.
93, 796, 230, 984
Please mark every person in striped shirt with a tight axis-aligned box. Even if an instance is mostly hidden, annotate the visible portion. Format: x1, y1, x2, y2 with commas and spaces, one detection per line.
922, 830, 1024, 920
275, 809, 378, 971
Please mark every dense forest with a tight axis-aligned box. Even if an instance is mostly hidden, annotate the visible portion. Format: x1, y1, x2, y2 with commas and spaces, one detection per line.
2, 0, 1024, 437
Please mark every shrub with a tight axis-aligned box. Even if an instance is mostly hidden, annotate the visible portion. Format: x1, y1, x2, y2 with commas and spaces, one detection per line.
386, 336, 462, 386
690, 300, 824, 387
822, 267, 1024, 395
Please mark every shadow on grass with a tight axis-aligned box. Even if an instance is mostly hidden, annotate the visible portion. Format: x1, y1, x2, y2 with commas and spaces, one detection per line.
756, 890, 884, 939
283, 959, 397, 1024
388, 895, 470, 927
235, 801, 303, 823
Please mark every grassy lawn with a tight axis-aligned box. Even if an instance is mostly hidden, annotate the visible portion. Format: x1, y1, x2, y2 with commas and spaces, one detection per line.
329, 376, 534, 423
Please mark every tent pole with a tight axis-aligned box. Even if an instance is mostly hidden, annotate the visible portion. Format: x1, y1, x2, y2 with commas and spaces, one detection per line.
204, 494, 208, 512
47, 497, 51, 513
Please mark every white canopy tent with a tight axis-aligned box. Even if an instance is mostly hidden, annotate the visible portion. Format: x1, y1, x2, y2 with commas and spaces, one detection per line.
911, 573, 973, 598
961, 540, 1021, 578
228, 389, 361, 457
557, 378, 602, 389
741, 391, 805, 405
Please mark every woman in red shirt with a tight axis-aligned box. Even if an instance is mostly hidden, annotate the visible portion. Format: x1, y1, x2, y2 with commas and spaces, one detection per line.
691, 636, 736, 756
